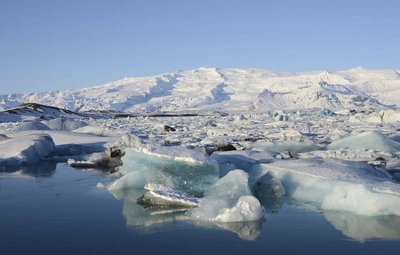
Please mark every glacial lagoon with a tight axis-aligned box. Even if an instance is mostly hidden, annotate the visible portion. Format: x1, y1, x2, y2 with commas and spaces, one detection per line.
1, 163, 399, 255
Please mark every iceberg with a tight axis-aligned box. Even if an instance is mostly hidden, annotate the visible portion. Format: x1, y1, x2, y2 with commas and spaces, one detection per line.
326, 130, 400, 152
188, 170, 264, 222
0, 133, 56, 167
119, 146, 219, 196
211, 150, 275, 173
245, 140, 323, 153
250, 159, 400, 216
107, 171, 146, 190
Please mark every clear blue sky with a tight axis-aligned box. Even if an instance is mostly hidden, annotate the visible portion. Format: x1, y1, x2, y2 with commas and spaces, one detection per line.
1, 0, 399, 94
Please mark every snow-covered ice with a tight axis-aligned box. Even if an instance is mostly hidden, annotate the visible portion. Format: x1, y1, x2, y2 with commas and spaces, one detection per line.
250, 159, 400, 216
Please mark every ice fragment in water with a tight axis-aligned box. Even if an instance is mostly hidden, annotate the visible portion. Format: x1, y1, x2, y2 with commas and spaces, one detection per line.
137, 183, 198, 208
188, 170, 264, 222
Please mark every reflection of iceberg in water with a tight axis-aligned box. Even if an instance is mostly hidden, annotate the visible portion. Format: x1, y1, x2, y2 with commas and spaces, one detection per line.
109, 189, 189, 230
324, 211, 400, 243
0, 161, 57, 178
108, 188, 265, 240
192, 219, 265, 241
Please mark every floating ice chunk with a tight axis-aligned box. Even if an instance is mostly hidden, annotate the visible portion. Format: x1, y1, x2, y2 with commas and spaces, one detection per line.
251, 159, 400, 216
300, 148, 394, 162
109, 189, 188, 226
137, 183, 199, 207
379, 109, 400, 124
11, 122, 51, 132
72, 125, 121, 137
282, 129, 305, 141
0, 133, 56, 166
326, 130, 400, 152
211, 150, 274, 172
120, 146, 219, 196
246, 140, 322, 153
253, 171, 286, 198
108, 134, 143, 156
235, 114, 246, 121
189, 170, 264, 222
107, 171, 146, 190
211, 196, 264, 222
386, 157, 400, 168
334, 109, 351, 116
349, 113, 382, 123
42, 117, 88, 131
272, 110, 289, 121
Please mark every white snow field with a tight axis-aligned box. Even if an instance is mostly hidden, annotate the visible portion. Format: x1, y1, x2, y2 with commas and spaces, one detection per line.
1, 67, 400, 223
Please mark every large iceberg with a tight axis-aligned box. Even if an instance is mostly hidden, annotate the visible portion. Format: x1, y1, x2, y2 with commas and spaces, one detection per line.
250, 159, 400, 216
118, 146, 219, 196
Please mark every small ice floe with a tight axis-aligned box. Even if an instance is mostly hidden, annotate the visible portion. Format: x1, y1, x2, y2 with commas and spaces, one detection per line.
137, 183, 199, 214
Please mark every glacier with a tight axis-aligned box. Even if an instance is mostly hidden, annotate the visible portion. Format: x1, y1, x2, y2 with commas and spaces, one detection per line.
1, 67, 400, 114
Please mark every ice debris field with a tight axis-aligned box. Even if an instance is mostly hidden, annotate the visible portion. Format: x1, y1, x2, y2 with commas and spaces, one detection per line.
1, 108, 400, 222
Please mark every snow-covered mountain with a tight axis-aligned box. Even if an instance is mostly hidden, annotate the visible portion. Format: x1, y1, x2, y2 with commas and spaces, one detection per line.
1, 67, 400, 113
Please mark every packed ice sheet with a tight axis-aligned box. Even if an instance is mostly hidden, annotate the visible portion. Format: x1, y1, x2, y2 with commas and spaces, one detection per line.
250, 159, 400, 216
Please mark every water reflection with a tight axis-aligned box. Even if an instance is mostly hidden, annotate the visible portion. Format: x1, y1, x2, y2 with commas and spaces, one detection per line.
283, 199, 400, 243
108, 187, 400, 243
109, 189, 189, 231
324, 211, 400, 242
0, 161, 57, 178
192, 219, 265, 241
108, 188, 266, 240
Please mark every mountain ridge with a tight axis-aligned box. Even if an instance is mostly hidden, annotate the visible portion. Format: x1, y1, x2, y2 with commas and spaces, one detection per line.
1, 67, 399, 113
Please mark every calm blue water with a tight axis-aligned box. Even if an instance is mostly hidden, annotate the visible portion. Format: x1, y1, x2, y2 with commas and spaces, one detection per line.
1, 163, 399, 255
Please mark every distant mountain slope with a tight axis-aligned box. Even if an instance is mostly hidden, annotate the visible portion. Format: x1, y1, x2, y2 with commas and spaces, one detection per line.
1, 67, 399, 113
0, 103, 88, 122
